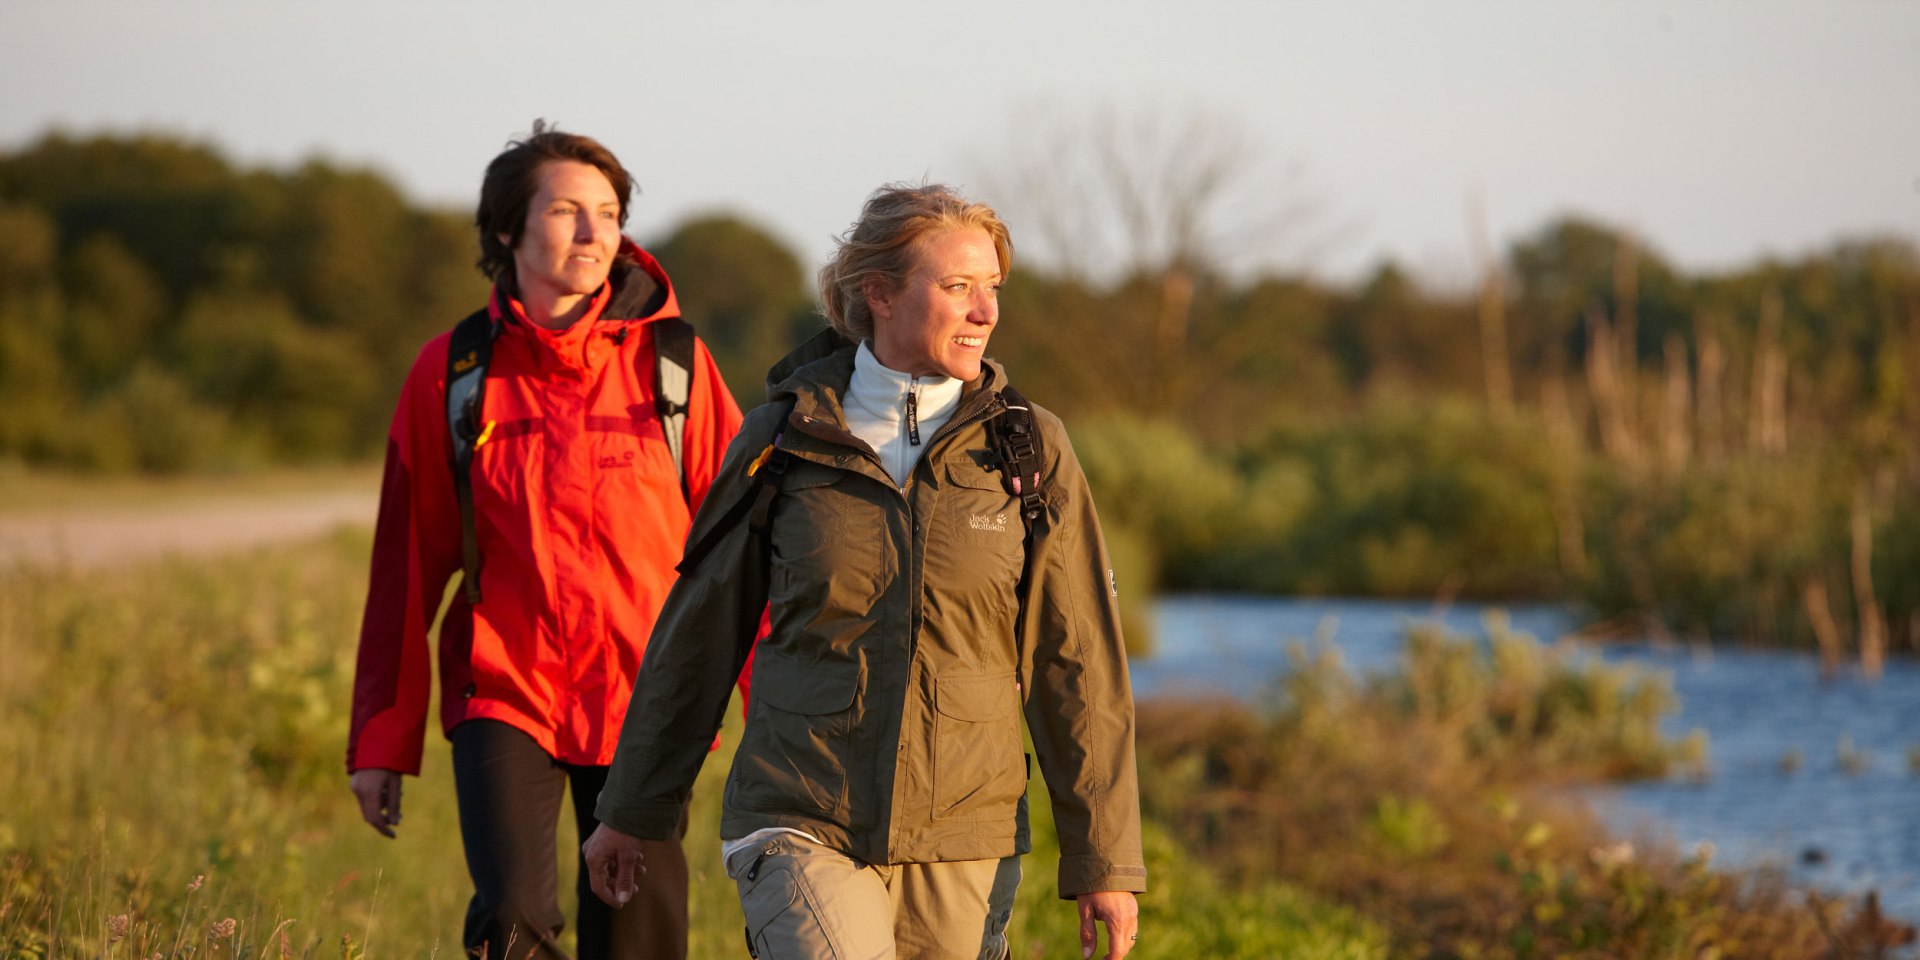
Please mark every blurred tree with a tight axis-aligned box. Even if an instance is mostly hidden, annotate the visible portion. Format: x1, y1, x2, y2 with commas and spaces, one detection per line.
1507, 216, 1691, 370
649, 214, 814, 404
1332, 261, 1481, 399
980, 103, 1320, 422
60, 233, 165, 394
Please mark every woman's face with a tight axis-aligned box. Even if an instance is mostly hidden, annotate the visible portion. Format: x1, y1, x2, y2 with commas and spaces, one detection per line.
503, 160, 622, 311
867, 226, 1002, 381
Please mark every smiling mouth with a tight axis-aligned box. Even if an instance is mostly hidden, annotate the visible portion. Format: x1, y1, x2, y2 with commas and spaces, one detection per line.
954, 336, 984, 347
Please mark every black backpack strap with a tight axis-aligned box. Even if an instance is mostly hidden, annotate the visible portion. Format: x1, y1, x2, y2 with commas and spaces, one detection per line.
676, 402, 798, 576
445, 308, 495, 605
652, 317, 695, 498
990, 384, 1047, 533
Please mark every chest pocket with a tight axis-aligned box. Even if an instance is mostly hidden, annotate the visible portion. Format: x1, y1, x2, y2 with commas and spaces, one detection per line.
924, 457, 1025, 601
585, 413, 676, 480
473, 417, 546, 511
768, 459, 893, 616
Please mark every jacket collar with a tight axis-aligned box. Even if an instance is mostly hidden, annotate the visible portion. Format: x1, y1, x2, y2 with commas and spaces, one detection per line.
766, 328, 1007, 440
488, 238, 678, 371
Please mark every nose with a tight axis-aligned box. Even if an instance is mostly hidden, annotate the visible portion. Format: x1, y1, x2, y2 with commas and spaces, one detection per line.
573, 211, 597, 243
970, 287, 998, 326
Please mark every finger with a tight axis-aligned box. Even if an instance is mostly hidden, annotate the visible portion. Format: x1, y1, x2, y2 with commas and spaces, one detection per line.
1079, 906, 1097, 960
386, 777, 403, 826
612, 848, 645, 905
584, 841, 617, 906
1104, 915, 1133, 960
356, 790, 395, 838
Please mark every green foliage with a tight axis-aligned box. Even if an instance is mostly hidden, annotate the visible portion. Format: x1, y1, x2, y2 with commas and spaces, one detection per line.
8, 128, 1920, 654
0, 132, 485, 473
1579, 458, 1837, 641
1082, 401, 1565, 599
1011, 777, 1392, 960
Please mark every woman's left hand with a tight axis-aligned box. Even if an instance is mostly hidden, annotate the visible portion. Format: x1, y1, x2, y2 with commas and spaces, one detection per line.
1075, 890, 1139, 959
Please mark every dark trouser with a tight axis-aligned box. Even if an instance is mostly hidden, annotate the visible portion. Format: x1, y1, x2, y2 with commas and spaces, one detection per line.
451, 720, 689, 960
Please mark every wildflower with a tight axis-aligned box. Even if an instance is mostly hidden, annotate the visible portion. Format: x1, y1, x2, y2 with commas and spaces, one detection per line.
268, 919, 297, 960
106, 913, 131, 944
209, 917, 237, 941
1589, 841, 1635, 870
187, 874, 205, 892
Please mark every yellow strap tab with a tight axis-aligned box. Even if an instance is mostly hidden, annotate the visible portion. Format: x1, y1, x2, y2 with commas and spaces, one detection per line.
475, 420, 497, 448
747, 443, 774, 476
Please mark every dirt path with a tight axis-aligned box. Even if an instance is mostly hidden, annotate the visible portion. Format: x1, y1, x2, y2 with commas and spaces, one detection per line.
0, 489, 379, 570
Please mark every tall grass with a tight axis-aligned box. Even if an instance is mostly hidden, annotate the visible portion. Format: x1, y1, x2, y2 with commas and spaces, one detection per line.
6, 532, 1907, 957
0, 531, 1385, 957
0, 528, 470, 956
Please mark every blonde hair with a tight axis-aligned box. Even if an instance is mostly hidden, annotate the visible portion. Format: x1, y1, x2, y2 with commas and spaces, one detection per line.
818, 183, 1013, 341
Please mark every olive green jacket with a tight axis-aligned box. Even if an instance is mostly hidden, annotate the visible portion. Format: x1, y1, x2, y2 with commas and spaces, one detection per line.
596, 330, 1146, 898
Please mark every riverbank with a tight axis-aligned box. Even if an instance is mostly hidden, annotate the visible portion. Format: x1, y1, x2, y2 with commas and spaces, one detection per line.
1130, 610, 1915, 956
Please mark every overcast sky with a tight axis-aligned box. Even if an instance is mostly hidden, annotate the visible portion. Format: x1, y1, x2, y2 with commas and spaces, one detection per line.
3, 0, 1916, 285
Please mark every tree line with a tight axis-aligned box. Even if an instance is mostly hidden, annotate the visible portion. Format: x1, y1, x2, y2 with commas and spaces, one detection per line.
3, 131, 1917, 662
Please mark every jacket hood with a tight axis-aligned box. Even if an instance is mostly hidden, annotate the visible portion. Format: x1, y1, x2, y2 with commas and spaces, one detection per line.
763, 326, 1006, 409
603, 239, 678, 322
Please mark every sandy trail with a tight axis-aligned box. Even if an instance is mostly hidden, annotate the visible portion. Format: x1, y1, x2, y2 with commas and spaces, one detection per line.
0, 490, 379, 570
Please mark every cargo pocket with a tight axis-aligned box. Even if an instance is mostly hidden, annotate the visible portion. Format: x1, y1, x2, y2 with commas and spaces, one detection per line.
726, 656, 861, 820
933, 673, 1026, 822
737, 865, 838, 959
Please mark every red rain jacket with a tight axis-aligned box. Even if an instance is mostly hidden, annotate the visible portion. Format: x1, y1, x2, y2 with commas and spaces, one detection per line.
348, 243, 745, 774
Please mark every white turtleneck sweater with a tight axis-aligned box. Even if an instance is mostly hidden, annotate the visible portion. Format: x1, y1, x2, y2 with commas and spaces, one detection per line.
845, 340, 964, 487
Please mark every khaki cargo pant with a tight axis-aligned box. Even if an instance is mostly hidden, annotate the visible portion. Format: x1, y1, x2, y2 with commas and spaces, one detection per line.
725, 833, 1020, 960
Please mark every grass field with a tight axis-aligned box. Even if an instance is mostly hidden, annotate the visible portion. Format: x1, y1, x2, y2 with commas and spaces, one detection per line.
0, 528, 1390, 958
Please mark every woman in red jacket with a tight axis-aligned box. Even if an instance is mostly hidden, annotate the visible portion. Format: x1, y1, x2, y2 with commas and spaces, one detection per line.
345, 123, 744, 960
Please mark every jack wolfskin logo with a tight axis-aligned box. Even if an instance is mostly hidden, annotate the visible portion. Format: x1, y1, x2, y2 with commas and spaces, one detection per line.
451, 350, 480, 374
969, 512, 1009, 532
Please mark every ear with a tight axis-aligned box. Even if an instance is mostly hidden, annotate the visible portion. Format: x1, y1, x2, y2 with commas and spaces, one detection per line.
496, 231, 513, 251
862, 277, 893, 325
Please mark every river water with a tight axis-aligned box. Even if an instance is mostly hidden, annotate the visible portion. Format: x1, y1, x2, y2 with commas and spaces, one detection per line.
1131, 595, 1920, 925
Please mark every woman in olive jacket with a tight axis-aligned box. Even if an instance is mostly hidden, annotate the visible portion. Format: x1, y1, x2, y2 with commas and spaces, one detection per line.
585, 184, 1144, 960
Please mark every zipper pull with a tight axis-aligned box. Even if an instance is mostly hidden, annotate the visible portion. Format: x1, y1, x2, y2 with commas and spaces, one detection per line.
906, 382, 922, 446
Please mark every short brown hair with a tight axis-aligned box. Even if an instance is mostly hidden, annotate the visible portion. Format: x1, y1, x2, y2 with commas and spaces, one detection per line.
818, 183, 1013, 342
474, 120, 634, 282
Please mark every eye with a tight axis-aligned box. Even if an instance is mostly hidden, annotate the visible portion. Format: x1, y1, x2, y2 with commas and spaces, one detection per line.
945, 282, 970, 294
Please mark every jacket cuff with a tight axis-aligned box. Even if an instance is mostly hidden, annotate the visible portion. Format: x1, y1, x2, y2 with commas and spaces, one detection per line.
592, 795, 686, 842
347, 710, 425, 776
1056, 855, 1148, 899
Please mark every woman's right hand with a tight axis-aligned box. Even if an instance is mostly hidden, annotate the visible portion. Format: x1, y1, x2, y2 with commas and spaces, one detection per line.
349, 768, 403, 838
582, 824, 650, 907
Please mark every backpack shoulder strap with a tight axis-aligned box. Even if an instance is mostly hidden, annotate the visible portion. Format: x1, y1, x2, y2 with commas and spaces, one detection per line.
990, 384, 1047, 533
676, 401, 796, 576
652, 317, 696, 499
446, 307, 495, 605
